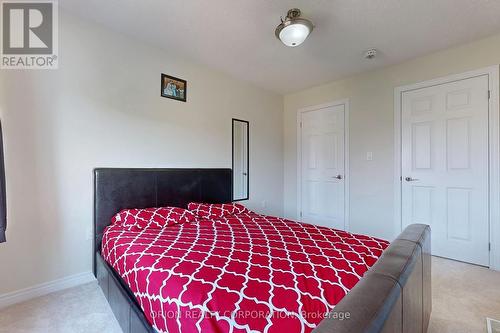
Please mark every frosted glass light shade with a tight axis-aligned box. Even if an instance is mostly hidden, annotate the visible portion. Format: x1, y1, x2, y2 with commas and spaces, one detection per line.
278, 23, 311, 47
275, 9, 314, 47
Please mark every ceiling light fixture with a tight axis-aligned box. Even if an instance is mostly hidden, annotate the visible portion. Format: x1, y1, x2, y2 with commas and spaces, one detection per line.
275, 8, 314, 47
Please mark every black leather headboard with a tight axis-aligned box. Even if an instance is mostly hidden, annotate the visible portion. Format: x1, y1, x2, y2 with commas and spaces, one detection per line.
93, 168, 232, 251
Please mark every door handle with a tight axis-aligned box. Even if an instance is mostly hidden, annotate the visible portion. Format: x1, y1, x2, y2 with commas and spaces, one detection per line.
334, 175, 343, 180
405, 177, 419, 182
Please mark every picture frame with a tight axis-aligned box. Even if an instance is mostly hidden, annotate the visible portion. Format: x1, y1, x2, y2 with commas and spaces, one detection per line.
161, 73, 187, 102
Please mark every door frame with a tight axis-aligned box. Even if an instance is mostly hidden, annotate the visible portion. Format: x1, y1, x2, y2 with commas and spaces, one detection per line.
297, 99, 350, 231
394, 65, 500, 270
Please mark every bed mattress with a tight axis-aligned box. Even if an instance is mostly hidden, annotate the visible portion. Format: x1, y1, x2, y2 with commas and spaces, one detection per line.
101, 212, 388, 333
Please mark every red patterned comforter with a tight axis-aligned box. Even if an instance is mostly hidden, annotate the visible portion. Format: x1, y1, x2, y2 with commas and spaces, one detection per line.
101, 212, 389, 333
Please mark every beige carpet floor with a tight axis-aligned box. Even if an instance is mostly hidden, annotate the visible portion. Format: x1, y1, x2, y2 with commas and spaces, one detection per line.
428, 257, 500, 333
0, 257, 498, 333
0, 282, 121, 333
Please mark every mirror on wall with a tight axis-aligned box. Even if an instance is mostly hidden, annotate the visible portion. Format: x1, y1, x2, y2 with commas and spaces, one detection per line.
232, 119, 249, 201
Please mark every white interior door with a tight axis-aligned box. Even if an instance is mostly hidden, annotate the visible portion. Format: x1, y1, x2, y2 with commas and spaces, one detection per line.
301, 105, 345, 230
401, 75, 490, 266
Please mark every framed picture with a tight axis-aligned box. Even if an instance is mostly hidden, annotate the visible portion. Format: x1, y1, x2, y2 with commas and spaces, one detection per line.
161, 73, 187, 102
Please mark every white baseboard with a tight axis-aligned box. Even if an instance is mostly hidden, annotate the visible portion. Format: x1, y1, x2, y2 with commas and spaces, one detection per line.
0, 271, 96, 310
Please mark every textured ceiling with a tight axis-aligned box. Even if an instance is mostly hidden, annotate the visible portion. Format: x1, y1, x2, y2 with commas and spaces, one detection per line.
59, 0, 500, 94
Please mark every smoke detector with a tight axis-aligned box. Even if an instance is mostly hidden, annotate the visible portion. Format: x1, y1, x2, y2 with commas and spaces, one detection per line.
364, 49, 377, 59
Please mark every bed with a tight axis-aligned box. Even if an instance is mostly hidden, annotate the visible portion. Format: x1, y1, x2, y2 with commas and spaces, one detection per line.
94, 168, 431, 333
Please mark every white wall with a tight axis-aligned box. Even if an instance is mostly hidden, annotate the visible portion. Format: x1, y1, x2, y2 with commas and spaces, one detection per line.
0, 11, 283, 295
284, 33, 500, 241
